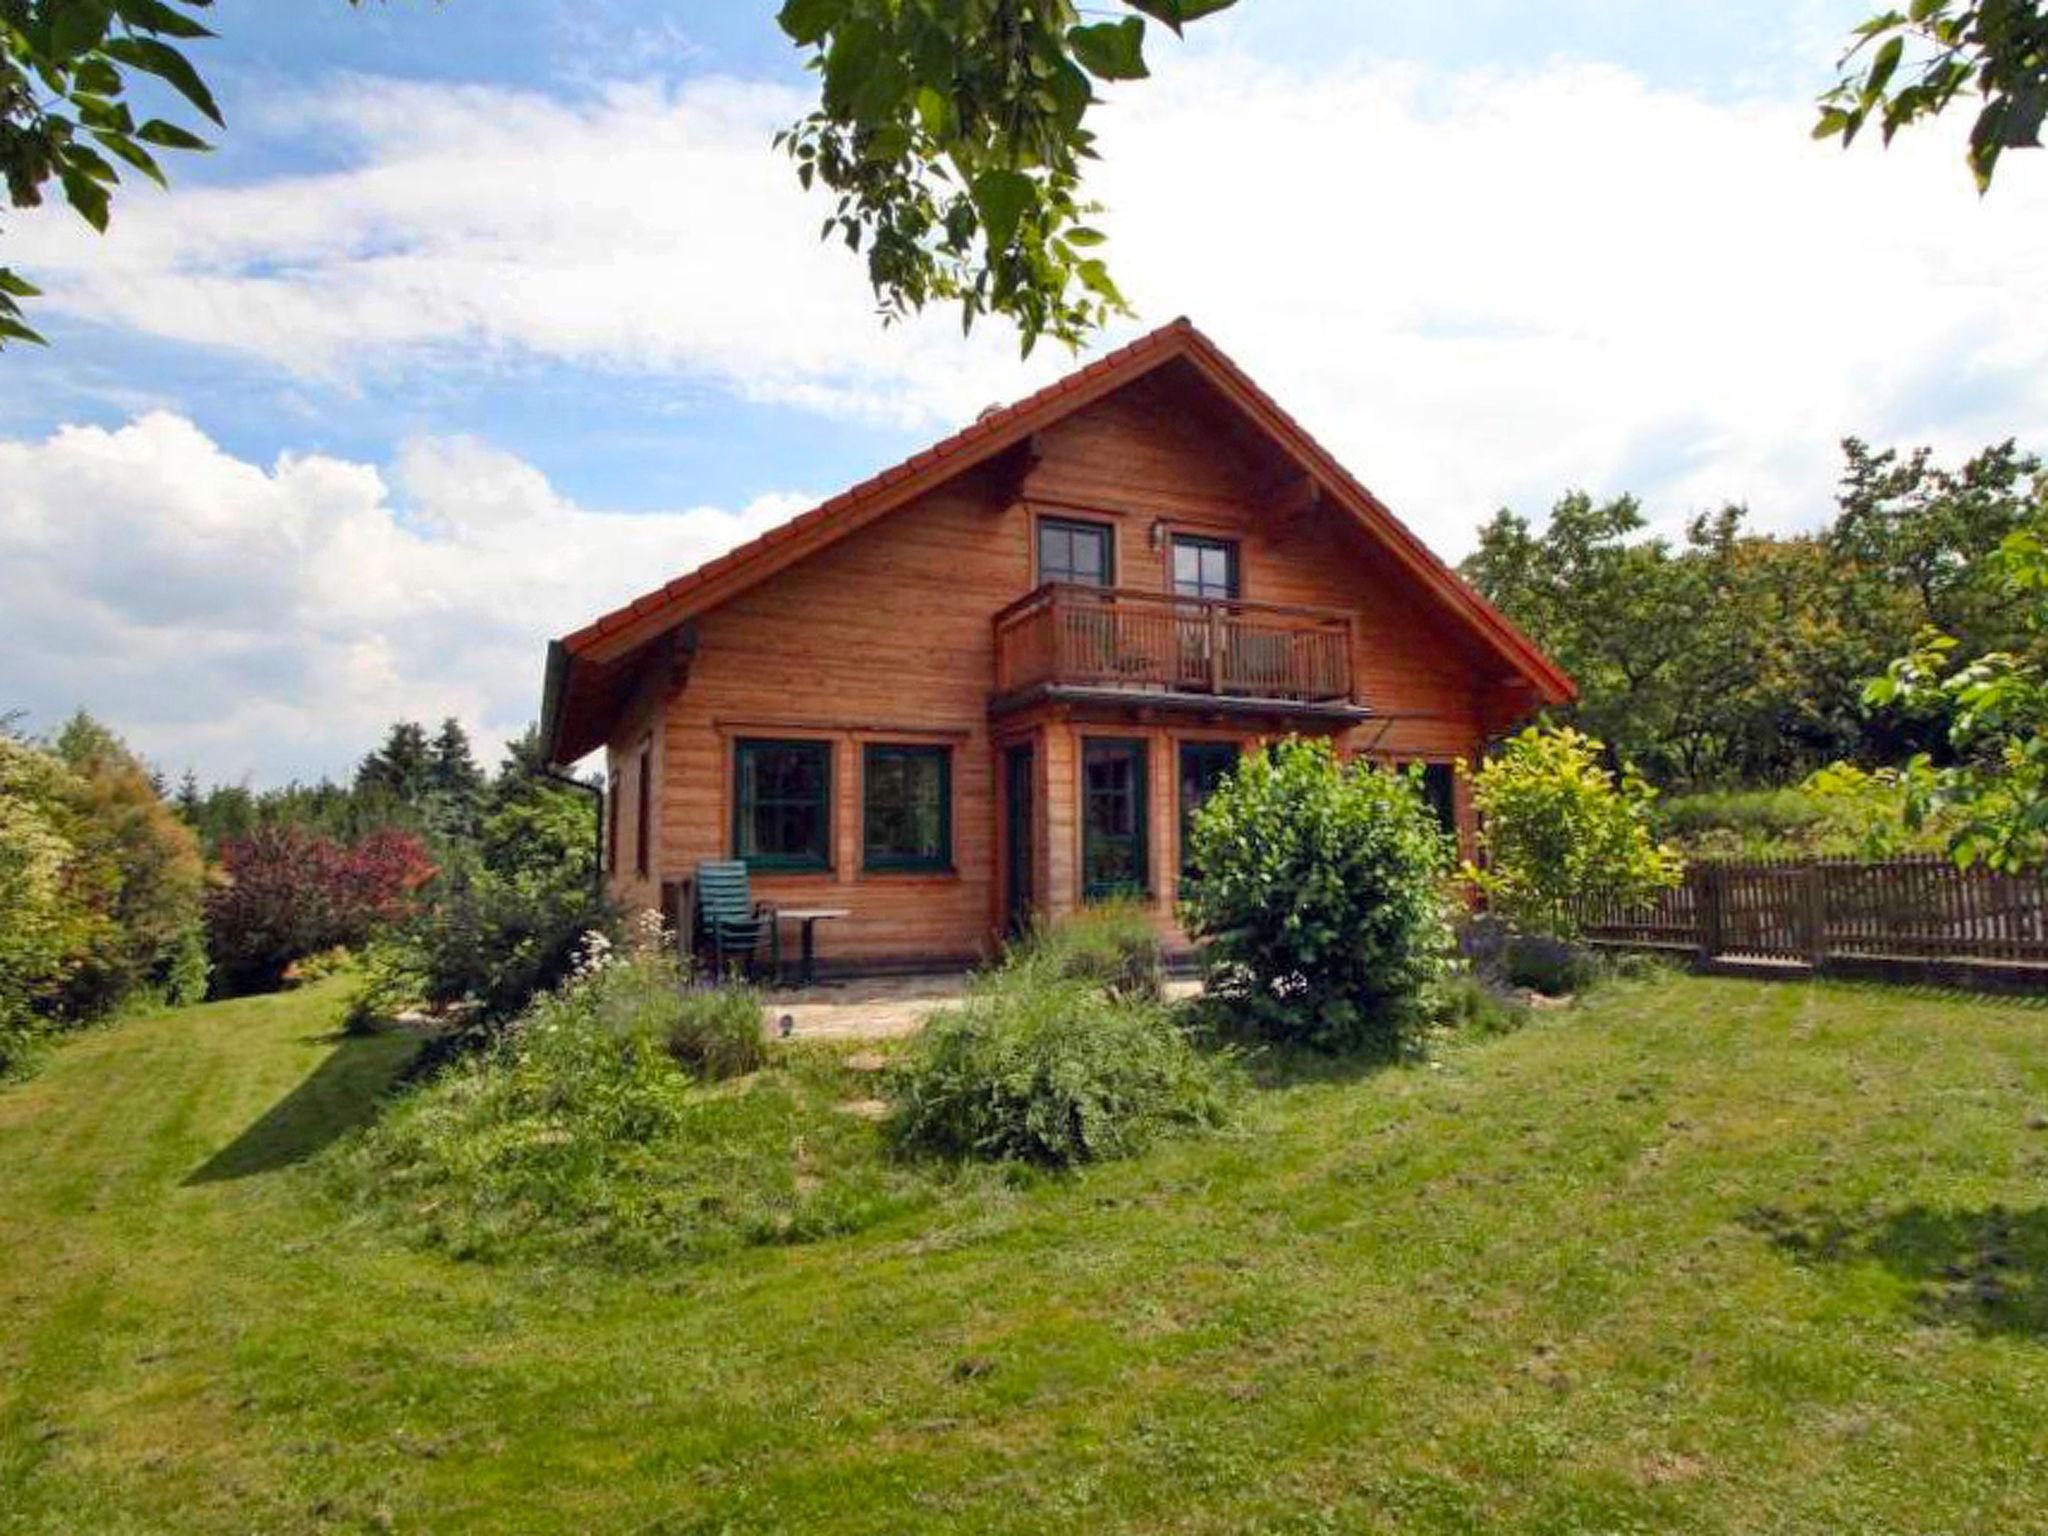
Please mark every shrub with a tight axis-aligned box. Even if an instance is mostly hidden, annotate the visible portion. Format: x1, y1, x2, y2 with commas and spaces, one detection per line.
393, 771, 612, 1033
1502, 934, 1590, 997
889, 966, 1233, 1168
1465, 725, 1684, 941
47, 714, 209, 1017
667, 982, 767, 1080
332, 946, 933, 1265
2, 718, 206, 1073
1018, 896, 1165, 1002
1656, 781, 1950, 860
1182, 737, 1454, 1054
1430, 969, 1531, 1038
207, 825, 435, 995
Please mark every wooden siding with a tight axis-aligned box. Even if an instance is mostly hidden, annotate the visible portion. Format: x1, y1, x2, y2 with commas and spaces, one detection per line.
609, 367, 1518, 967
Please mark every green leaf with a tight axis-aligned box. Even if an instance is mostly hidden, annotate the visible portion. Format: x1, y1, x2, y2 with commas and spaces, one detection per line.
1865, 35, 1905, 101
776, 0, 841, 47
0, 269, 43, 299
102, 36, 223, 125
51, 0, 115, 59
134, 118, 210, 150
59, 166, 113, 231
114, 0, 218, 40
1068, 18, 1149, 83
972, 168, 1035, 253
91, 129, 167, 187
1122, 0, 1237, 34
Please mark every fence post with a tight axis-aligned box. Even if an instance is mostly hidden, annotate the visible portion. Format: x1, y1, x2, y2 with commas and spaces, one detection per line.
1694, 864, 1721, 963
1802, 863, 1827, 970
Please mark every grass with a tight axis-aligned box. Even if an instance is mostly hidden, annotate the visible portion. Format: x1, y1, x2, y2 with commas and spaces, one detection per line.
6, 973, 2048, 1532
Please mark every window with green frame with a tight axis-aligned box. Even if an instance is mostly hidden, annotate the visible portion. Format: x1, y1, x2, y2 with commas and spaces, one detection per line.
863, 744, 952, 871
732, 738, 832, 870
1178, 740, 1239, 880
1082, 738, 1149, 900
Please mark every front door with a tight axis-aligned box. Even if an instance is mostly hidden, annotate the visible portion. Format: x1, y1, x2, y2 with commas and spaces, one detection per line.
1004, 744, 1036, 934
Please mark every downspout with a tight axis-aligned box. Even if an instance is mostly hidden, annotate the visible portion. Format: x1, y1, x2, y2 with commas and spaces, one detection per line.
543, 766, 606, 894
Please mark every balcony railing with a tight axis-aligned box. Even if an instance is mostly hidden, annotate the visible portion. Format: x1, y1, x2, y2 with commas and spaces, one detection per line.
993, 583, 1355, 705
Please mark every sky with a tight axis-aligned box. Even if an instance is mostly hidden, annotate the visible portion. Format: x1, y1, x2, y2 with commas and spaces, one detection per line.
3, 0, 2045, 786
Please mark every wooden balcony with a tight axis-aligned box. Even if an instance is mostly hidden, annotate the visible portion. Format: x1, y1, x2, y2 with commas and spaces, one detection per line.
992, 583, 1360, 716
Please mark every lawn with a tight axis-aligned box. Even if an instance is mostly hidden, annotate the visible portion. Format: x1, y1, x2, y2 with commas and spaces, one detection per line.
5, 974, 2048, 1534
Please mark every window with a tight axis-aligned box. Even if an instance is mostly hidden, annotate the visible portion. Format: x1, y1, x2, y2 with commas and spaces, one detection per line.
606, 759, 620, 873
1038, 516, 1113, 587
733, 739, 832, 870
1082, 738, 1149, 899
1178, 741, 1239, 878
634, 742, 652, 879
1419, 761, 1457, 839
864, 744, 952, 871
1171, 535, 1239, 601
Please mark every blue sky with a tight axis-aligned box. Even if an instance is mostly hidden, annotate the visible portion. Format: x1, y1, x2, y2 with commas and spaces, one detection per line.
3, 0, 2043, 784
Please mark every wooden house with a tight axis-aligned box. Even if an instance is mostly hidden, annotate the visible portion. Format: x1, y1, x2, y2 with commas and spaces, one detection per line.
540, 318, 1572, 973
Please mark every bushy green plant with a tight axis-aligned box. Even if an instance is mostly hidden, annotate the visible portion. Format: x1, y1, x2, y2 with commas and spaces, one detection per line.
1, 718, 207, 1075
1655, 781, 1952, 860
1182, 737, 1454, 1054
1430, 970, 1532, 1039
1016, 896, 1165, 1002
1465, 725, 1684, 941
889, 963, 1232, 1168
333, 946, 930, 1265
667, 982, 767, 1080
396, 770, 613, 1031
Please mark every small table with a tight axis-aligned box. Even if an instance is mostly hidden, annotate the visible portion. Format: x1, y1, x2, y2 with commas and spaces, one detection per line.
776, 908, 851, 987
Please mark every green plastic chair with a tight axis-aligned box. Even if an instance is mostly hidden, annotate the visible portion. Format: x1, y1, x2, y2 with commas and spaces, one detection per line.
695, 860, 780, 981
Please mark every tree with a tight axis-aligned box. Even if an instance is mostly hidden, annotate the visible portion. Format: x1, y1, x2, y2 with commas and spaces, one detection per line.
1464, 726, 1684, 941
426, 716, 486, 838
354, 720, 433, 807
1821, 1, 2048, 189
774, 0, 1235, 352
1863, 513, 2048, 870
0, 731, 87, 1071
48, 710, 208, 1013
2, 0, 222, 345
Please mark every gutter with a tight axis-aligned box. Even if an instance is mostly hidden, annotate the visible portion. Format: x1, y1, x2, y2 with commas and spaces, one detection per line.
541, 764, 606, 893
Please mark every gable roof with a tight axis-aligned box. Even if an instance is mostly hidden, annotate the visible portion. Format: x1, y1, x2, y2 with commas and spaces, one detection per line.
543, 317, 1573, 763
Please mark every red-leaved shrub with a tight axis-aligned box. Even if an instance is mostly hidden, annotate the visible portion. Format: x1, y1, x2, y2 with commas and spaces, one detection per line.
207, 825, 435, 994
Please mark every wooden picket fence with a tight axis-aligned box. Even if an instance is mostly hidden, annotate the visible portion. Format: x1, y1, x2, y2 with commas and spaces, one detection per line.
1578, 856, 2048, 978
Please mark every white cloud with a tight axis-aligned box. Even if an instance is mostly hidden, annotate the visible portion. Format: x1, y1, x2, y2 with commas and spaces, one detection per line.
0, 413, 807, 783
7, 42, 2048, 786
14, 51, 2047, 554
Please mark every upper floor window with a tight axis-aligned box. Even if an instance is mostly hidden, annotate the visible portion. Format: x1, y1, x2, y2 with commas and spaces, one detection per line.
733, 738, 832, 871
1172, 534, 1239, 601
863, 744, 952, 872
1039, 516, 1113, 587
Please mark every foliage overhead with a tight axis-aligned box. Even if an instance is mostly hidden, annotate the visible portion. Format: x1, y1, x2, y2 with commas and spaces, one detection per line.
1464, 725, 1683, 941
773, 0, 1236, 354
1, 0, 222, 346
1820, 1, 2048, 190
1181, 736, 1453, 1053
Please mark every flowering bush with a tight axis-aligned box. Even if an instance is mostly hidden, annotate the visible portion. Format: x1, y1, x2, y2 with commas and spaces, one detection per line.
207, 825, 435, 994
